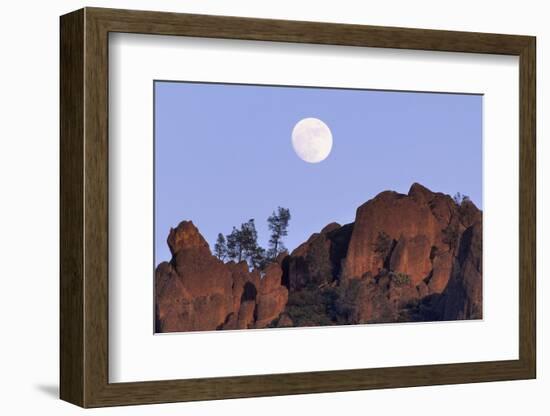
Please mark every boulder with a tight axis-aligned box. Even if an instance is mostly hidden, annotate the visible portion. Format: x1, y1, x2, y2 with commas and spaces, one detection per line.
167, 221, 209, 255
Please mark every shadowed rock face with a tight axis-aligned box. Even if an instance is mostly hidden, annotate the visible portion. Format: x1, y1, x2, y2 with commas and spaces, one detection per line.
285, 222, 354, 291
436, 220, 483, 320
155, 183, 482, 332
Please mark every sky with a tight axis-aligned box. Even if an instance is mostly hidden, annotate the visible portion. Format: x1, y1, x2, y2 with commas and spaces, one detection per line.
155, 81, 482, 265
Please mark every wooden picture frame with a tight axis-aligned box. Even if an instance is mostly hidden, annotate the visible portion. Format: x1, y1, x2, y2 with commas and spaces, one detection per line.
60, 7, 536, 408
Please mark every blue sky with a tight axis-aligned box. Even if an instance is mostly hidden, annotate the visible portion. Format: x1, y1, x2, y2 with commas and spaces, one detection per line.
155, 81, 482, 264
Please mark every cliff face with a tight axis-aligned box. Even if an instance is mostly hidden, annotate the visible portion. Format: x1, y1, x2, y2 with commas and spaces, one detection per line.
155, 183, 482, 333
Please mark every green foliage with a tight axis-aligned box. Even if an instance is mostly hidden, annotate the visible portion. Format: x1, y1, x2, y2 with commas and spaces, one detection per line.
249, 245, 267, 270
453, 192, 470, 205
214, 233, 227, 260
225, 226, 242, 262
267, 207, 291, 259
220, 207, 291, 270
389, 271, 411, 286
284, 282, 357, 327
225, 219, 264, 268
372, 231, 393, 266
285, 286, 333, 327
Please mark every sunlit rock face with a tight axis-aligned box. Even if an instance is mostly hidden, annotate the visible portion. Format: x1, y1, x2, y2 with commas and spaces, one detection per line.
343, 184, 443, 283
155, 221, 288, 333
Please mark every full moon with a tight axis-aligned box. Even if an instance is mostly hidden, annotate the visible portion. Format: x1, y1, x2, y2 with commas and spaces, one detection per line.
291, 117, 333, 163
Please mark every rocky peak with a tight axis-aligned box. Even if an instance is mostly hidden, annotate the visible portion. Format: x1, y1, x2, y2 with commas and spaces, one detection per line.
408, 182, 435, 205
167, 221, 209, 255
321, 222, 341, 234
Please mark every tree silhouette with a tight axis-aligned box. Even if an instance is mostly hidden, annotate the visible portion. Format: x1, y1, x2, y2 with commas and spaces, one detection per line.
453, 192, 470, 205
214, 233, 227, 260
267, 207, 291, 259
242, 219, 268, 269
226, 226, 243, 262
226, 219, 266, 269
220, 207, 291, 269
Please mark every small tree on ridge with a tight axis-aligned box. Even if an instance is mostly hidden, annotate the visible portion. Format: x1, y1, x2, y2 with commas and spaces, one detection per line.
214, 233, 227, 260
267, 207, 291, 259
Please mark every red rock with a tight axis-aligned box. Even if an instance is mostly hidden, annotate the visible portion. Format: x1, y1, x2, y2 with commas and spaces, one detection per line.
389, 234, 432, 285
321, 222, 341, 234
458, 199, 482, 228
429, 251, 454, 293
167, 221, 209, 255
342, 272, 420, 324
155, 265, 193, 332
173, 248, 232, 299
408, 182, 435, 205
255, 286, 289, 328
416, 281, 430, 298
428, 194, 456, 228
275, 251, 289, 265
156, 222, 235, 332
260, 262, 283, 295
192, 293, 232, 329
343, 189, 440, 280
156, 222, 291, 332
156, 183, 482, 331
227, 261, 253, 315
237, 300, 256, 329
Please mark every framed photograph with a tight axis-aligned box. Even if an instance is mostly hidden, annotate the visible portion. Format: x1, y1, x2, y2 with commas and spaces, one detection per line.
60, 7, 536, 408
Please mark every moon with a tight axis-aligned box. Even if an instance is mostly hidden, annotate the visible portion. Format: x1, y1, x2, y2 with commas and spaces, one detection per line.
291, 118, 333, 163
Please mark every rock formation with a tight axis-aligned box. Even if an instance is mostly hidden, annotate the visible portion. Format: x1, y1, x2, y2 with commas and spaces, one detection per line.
155, 221, 289, 332
285, 222, 353, 291
155, 183, 482, 332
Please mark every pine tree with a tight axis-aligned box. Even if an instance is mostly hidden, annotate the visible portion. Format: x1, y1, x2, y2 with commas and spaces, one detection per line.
267, 207, 291, 259
214, 233, 227, 260
225, 220, 265, 268
240, 219, 265, 269
453, 192, 470, 205
226, 226, 242, 262
221, 207, 291, 269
